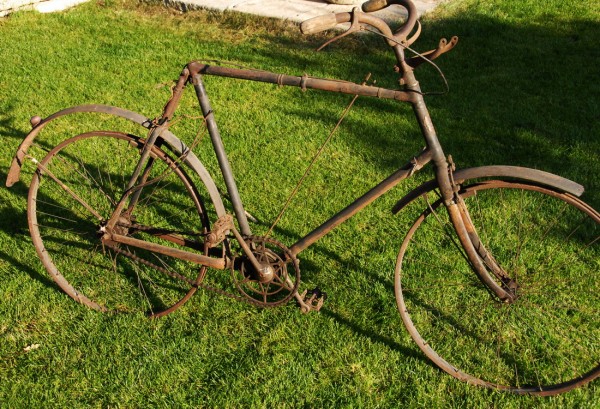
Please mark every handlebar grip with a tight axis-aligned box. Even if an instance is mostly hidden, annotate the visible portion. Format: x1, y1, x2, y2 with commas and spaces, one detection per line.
301, 13, 350, 35
362, 0, 389, 12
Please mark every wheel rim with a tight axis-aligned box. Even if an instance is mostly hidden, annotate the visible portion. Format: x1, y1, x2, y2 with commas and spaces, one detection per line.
396, 180, 600, 394
28, 131, 210, 316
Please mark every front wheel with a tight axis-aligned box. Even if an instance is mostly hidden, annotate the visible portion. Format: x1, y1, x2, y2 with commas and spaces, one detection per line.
396, 179, 599, 395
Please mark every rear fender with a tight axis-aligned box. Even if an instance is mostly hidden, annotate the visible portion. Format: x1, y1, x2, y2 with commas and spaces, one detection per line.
6, 104, 226, 217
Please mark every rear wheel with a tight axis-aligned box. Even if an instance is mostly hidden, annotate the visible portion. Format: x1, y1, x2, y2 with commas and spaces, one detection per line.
396, 179, 599, 395
28, 131, 212, 317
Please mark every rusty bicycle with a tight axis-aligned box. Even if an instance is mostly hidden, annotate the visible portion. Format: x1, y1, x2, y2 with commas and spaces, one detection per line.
6, 0, 599, 396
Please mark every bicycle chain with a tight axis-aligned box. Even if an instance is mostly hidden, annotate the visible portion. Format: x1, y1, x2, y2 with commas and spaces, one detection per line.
119, 221, 207, 238
105, 238, 298, 309
106, 242, 199, 286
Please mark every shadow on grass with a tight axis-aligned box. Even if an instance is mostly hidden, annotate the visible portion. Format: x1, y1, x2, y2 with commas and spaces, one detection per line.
319, 306, 430, 364
0, 168, 58, 290
245, 9, 599, 205
0, 248, 59, 291
0, 103, 28, 141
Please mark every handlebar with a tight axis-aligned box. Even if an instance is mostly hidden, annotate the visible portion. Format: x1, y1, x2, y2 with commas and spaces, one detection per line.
300, 12, 351, 35
300, 0, 418, 46
362, 0, 418, 40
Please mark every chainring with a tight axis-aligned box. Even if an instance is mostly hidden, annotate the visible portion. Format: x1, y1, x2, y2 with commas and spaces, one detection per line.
230, 235, 300, 308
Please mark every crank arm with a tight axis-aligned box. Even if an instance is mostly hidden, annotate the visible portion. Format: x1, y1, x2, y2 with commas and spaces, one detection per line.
229, 225, 272, 277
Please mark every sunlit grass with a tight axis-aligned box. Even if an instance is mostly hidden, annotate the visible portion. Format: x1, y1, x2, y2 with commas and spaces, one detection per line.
0, 0, 598, 406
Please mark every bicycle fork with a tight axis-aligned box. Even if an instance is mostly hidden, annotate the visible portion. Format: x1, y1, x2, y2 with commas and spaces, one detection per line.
453, 195, 519, 300
403, 60, 515, 303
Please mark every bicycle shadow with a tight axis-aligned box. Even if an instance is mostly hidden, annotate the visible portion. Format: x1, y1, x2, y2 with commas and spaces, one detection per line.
244, 216, 458, 365
0, 247, 59, 291
0, 167, 67, 294
250, 10, 600, 207
319, 307, 428, 363
235, 214, 434, 363
0, 103, 29, 142
0, 175, 58, 290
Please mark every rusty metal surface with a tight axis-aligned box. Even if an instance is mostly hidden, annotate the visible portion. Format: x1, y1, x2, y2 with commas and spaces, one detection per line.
391, 165, 586, 214
5, 104, 227, 218
192, 73, 253, 236
406, 36, 459, 69
230, 235, 300, 307
188, 62, 413, 102
105, 233, 226, 269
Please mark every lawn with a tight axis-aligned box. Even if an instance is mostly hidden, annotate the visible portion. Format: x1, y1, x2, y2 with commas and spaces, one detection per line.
0, 0, 598, 407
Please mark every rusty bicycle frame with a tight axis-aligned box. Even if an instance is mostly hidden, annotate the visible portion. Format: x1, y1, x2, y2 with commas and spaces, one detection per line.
7, 0, 585, 311
7, 0, 587, 313
94, 0, 585, 311
7, 0, 598, 396
101, 52, 509, 311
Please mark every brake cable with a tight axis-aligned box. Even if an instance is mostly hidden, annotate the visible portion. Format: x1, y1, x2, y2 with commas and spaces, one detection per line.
361, 26, 450, 96
265, 73, 372, 238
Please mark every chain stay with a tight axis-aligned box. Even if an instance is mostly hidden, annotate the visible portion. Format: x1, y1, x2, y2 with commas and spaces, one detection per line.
105, 235, 301, 309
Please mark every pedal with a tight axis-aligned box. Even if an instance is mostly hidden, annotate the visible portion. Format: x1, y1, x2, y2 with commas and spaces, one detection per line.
298, 287, 327, 313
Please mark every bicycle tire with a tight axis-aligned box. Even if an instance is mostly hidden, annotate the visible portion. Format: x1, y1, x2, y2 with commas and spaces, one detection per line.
28, 131, 213, 317
396, 179, 599, 395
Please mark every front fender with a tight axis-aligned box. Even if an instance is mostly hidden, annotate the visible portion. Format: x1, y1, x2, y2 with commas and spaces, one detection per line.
392, 165, 585, 214
6, 104, 226, 217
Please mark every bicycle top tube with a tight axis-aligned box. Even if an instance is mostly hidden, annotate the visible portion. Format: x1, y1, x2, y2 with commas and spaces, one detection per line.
186, 62, 414, 103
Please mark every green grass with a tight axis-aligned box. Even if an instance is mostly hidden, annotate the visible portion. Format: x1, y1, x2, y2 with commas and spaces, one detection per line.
1, 0, 599, 407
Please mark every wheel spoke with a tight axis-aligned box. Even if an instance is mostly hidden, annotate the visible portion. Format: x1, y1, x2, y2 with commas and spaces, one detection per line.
28, 131, 210, 317
396, 179, 599, 394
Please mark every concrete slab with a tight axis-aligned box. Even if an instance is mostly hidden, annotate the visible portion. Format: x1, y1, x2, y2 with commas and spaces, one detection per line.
170, 0, 445, 23
1, 0, 445, 21
33, 0, 88, 13
0, 0, 88, 16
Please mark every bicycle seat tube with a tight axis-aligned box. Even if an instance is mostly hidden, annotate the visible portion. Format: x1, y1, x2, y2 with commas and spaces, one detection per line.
190, 71, 252, 236
105, 68, 191, 232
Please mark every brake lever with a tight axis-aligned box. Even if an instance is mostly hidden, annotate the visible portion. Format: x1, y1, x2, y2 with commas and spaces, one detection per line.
405, 36, 458, 68
316, 8, 362, 52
